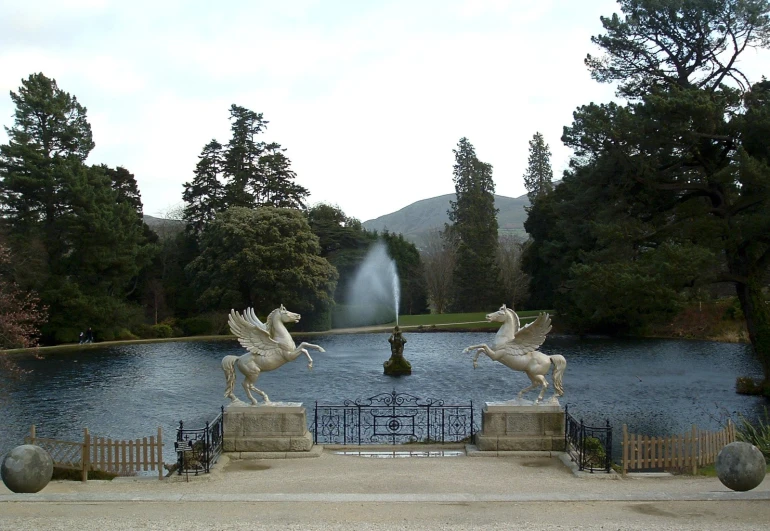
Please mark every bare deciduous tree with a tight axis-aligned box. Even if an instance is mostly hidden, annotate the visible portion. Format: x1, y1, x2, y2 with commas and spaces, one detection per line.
420, 230, 456, 314
497, 234, 530, 309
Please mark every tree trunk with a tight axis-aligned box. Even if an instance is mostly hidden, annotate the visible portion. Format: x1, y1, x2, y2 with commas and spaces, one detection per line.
732, 259, 770, 387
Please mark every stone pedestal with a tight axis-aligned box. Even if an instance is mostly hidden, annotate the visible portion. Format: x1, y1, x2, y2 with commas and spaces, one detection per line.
223, 403, 313, 454
475, 400, 565, 452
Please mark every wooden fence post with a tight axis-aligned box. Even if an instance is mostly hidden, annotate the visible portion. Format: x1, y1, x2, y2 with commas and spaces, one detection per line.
691, 425, 698, 475
82, 428, 90, 482
29, 425, 36, 445
157, 427, 163, 480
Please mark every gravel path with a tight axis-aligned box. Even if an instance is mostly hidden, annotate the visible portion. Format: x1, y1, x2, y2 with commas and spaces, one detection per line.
2, 450, 769, 530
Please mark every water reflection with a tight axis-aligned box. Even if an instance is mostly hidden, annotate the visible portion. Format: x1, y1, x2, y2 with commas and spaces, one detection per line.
1, 333, 768, 463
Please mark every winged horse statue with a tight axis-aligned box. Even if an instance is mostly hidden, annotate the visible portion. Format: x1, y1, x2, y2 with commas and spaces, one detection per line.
223, 305, 325, 405
463, 305, 566, 403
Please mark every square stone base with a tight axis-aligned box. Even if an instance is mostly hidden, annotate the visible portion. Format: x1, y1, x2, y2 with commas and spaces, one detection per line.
475, 401, 565, 452
223, 403, 314, 453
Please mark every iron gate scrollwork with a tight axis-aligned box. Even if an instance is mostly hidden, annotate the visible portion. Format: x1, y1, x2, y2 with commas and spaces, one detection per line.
176, 406, 224, 475
564, 406, 613, 473
313, 391, 475, 445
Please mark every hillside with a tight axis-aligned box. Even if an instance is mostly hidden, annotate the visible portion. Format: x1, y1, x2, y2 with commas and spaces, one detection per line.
143, 214, 185, 239
362, 193, 529, 245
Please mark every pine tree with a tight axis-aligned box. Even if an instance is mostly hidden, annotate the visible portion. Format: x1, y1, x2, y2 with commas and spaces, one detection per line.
522, 132, 554, 203
99, 165, 144, 215
0, 73, 94, 239
183, 140, 225, 233
0, 73, 153, 342
223, 105, 266, 209
182, 105, 308, 234
446, 138, 500, 311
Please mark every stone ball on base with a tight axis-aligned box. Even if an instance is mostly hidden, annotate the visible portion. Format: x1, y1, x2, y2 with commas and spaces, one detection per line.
1, 444, 54, 493
715, 441, 766, 492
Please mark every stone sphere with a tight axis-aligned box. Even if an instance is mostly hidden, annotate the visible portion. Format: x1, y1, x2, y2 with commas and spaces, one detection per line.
716, 441, 766, 492
1, 445, 54, 493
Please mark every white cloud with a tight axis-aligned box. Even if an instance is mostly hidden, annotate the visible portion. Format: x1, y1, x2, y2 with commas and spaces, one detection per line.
0, 0, 767, 223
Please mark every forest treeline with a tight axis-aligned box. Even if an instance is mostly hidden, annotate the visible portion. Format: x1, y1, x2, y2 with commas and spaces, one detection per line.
1, 1, 769, 393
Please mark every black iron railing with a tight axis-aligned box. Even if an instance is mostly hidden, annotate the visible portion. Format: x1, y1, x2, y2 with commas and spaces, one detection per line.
176, 406, 224, 475
565, 406, 613, 473
313, 391, 475, 445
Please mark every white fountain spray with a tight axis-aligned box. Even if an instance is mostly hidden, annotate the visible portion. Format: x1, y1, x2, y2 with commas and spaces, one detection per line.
345, 241, 400, 326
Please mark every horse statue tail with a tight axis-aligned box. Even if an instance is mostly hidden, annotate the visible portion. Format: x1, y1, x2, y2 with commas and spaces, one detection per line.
222, 355, 239, 399
550, 355, 567, 396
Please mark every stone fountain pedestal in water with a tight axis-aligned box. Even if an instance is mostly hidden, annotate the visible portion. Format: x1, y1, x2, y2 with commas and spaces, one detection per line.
384, 326, 411, 376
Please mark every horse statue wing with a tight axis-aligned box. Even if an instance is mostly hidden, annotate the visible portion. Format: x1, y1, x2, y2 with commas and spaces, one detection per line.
243, 307, 269, 333
505, 313, 552, 356
228, 309, 283, 357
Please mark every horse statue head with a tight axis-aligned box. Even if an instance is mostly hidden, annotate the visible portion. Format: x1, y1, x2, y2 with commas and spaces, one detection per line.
486, 304, 520, 343
266, 304, 301, 333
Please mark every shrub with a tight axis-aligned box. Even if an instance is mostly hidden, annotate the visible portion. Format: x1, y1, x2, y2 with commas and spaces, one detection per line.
582, 436, 607, 468
115, 328, 138, 341
723, 298, 744, 321
736, 377, 770, 396
179, 317, 215, 336
737, 407, 770, 461
151, 324, 174, 338
131, 323, 154, 339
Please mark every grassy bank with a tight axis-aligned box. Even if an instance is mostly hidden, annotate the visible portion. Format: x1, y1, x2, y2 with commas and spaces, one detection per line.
2, 311, 551, 355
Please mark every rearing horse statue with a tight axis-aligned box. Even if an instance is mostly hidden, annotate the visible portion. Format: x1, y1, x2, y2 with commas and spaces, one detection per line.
223, 305, 325, 405
462, 305, 566, 402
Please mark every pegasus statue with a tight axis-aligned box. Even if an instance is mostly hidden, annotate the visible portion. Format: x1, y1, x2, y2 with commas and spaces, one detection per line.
223, 305, 325, 405
462, 304, 566, 402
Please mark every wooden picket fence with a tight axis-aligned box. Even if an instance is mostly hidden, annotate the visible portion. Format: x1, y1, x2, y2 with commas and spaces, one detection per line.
621, 420, 736, 476
26, 425, 164, 481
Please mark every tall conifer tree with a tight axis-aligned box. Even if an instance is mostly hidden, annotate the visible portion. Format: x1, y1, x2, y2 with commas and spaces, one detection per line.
523, 132, 554, 203
446, 138, 500, 311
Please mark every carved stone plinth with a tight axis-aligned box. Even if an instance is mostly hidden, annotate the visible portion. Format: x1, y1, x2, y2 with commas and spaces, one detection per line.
223, 403, 314, 455
475, 400, 565, 452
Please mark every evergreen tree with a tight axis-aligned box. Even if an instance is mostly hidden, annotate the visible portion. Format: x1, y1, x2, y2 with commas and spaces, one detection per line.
522, 132, 554, 203
183, 139, 225, 233
524, 0, 770, 386
0, 73, 94, 240
446, 138, 500, 311
186, 206, 337, 330
381, 231, 429, 316
258, 142, 309, 209
0, 73, 153, 343
99, 165, 143, 215
307, 203, 373, 300
182, 105, 308, 233
223, 105, 266, 209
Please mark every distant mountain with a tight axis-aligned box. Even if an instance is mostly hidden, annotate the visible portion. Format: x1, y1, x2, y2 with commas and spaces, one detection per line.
143, 214, 185, 239
362, 193, 530, 246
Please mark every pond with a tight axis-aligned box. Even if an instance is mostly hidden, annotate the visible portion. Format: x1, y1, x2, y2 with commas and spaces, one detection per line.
1, 332, 768, 463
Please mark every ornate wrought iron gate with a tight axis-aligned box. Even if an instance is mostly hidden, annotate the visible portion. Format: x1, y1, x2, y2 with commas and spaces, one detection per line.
564, 406, 613, 473
176, 406, 224, 475
313, 391, 475, 445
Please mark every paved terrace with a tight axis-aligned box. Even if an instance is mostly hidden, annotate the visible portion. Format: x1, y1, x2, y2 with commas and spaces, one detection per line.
1, 448, 769, 530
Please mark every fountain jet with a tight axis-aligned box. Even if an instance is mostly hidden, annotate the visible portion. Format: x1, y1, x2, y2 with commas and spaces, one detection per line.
345, 241, 400, 326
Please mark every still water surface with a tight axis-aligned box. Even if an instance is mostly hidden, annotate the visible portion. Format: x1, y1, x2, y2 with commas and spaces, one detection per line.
2, 333, 768, 462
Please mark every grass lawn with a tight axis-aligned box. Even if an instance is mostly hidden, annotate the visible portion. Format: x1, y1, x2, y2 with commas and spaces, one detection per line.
382, 310, 549, 331
696, 463, 770, 477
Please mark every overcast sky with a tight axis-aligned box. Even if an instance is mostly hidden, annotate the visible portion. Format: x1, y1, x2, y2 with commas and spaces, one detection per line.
1, 0, 768, 223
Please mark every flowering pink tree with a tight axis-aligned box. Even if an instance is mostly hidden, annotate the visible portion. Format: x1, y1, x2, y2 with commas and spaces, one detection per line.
0, 243, 47, 355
